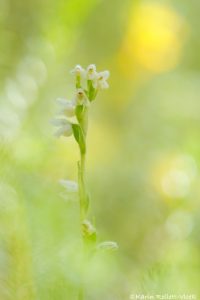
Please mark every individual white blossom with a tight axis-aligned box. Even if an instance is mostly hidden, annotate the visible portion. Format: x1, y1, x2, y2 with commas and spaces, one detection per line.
59, 179, 78, 192
54, 125, 72, 138
51, 118, 73, 137
86, 64, 97, 80
70, 64, 85, 78
74, 88, 89, 106
56, 98, 75, 117
93, 70, 110, 89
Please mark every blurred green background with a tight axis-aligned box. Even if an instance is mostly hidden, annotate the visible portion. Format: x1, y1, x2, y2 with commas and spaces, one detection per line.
1, 0, 200, 299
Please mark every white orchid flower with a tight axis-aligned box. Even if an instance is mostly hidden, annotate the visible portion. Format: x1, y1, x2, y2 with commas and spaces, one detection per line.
54, 124, 73, 138
86, 64, 97, 80
93, 70, 110, 89
56, 98, 75, 117
74, 88, 89, 106
51, 118, 73, 137
70, 64, 85, 77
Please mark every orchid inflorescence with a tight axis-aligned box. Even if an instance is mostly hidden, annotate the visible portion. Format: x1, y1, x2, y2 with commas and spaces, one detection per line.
51, 64, 110, 139
52, 64, 117, 300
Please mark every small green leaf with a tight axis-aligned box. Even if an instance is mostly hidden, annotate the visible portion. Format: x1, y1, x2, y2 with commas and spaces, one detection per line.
72, 124, 86, 154
97, 241, 118, 251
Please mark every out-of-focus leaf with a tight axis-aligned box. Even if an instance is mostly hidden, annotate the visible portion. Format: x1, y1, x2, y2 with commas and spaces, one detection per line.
97, 241, 118, 251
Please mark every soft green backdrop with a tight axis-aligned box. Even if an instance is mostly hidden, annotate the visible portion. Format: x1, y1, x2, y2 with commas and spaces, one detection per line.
1, 0, 200, 299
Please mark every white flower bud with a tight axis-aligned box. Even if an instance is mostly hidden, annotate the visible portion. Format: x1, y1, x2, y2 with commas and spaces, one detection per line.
82, 220, 96, 236
86, 64, 97, 80
71, 64, 85, 77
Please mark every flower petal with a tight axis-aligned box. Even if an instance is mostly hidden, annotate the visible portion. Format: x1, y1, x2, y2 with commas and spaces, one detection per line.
100, 80, 109, 89
98, 70, 110, 80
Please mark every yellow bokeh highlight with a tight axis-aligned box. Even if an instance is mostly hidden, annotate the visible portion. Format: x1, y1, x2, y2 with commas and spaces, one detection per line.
119, 1, 188, 74
152, 153, 197, 202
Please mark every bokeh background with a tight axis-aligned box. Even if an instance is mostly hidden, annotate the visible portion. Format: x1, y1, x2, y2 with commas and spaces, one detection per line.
1, 0, 200, 299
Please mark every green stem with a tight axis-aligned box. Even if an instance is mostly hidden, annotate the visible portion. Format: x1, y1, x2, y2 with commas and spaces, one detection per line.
79, 151, 86, 221
77, 107, 89, 300
78, 143, 87, 300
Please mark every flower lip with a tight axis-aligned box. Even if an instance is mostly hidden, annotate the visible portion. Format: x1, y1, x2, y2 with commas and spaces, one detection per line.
74, 88, 89, 106
76, 88, 85, 98
86, 64, 97, 80
87, 64, 96, 72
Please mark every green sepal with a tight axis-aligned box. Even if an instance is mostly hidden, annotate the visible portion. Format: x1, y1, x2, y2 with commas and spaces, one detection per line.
72, 123, 86, 154
75, 105, 84, 123
76, 75, 81, 89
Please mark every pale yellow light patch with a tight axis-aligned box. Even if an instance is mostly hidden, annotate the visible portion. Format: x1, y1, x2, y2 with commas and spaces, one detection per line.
87, 121, 119, 170
49, 137, 79, 179
152, 153, 197, 202
13, 136, 44, 165
118, 1, 188, 75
